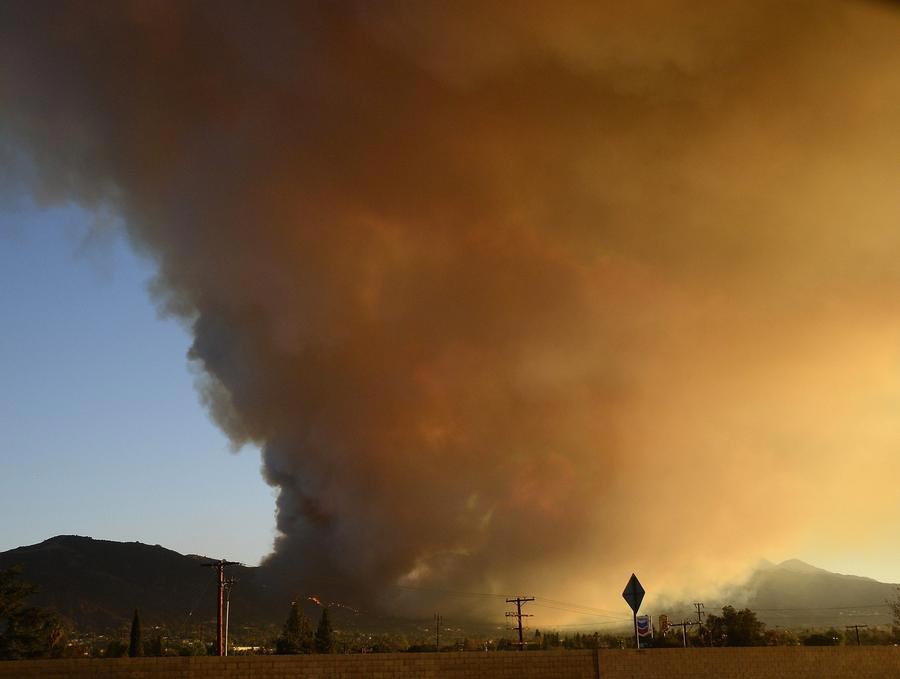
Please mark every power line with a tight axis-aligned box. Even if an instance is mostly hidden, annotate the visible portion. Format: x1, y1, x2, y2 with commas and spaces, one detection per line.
530, 601, 629, 619
434, 613, 442, 651
693, 602, 705, 622
506, 596, 535, 651
535, 597, 628, 617
846, 624, 868, 646
693, 602, 705, 645
548, 619, 635, 628
750, 603, 889, 612
200, 559, 241, 657
235, 565, 897, 618
669, 619, 698, 648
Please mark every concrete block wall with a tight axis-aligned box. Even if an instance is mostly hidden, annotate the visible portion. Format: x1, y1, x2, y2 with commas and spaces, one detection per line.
0, 647, 898, 678
598, 647, 900, 678
0, 651, 597, 679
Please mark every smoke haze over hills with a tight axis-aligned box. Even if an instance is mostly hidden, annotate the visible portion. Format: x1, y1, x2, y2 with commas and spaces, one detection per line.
1, 1, 899, 616
1, 536, 895, 632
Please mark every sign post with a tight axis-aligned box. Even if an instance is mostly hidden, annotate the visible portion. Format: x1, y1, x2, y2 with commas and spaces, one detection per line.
621, 573, 645, 649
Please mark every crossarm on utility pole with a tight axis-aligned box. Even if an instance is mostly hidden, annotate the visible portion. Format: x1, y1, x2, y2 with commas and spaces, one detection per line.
505, 597, 535, 650
201, 559, 241, 656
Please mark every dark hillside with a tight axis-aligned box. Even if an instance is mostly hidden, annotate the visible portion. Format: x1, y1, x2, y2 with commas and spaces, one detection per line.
0, 536, 283, 630
741, 560, 897, 627
3, 538, 897, 633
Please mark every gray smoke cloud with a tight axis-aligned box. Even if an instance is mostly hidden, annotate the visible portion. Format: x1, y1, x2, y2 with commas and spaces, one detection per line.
1, 1, 899, 618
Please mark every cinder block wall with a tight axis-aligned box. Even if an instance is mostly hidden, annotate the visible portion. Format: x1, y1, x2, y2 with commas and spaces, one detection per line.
1, 647, 898, 678
0, 651, 597, 679
599, 647, 899, 678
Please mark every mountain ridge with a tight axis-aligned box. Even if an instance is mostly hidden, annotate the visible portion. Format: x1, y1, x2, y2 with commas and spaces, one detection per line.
0, 535, 285, 631
1, 536, 897, 632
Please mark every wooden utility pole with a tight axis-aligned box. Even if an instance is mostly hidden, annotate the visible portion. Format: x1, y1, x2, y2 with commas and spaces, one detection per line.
692, 602, 705, 645
201, 559, 240, 656
505, 597, 535, 650
669, 619, 698, 647
846, 624, 868, 646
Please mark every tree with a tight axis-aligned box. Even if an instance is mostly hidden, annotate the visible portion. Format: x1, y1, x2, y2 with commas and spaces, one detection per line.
704, 606, 766, 646
540, 630, 560, 649
129, 609, 143, 657
890, 587, 900, 641
105, 640, 129, 657
276, 602, 313, 654
315, 608, 334, 653
148, 633, 163, 657
0, 567, 66, 660
803, 631, 840, 646
764, 628, 799, 646
176, 641, 207, 656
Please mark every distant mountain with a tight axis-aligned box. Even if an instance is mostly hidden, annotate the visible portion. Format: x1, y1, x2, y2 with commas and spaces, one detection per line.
0, 536, 438, 639
0, 536, 288, 632
712, 559, 898, 628
767, 558, 829, 575
2, 537, 897, 633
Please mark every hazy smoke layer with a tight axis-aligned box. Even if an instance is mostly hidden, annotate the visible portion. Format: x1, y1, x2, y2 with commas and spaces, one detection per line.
2, 1, 899, 617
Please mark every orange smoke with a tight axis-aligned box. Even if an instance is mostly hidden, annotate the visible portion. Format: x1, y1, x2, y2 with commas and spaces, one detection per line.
1, 1, 898, 619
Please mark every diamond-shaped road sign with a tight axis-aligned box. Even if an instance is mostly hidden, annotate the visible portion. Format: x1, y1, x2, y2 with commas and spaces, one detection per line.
622, 573, 645, 614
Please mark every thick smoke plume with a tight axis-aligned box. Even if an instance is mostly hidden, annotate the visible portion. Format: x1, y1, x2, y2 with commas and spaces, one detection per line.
2, 1, 899, 618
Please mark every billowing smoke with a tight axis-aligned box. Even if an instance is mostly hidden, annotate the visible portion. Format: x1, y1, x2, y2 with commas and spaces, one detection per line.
2, 1, 899, 618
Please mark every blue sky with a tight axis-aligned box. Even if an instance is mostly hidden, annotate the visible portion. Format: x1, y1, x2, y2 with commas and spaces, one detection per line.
0, 200, 275, 565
